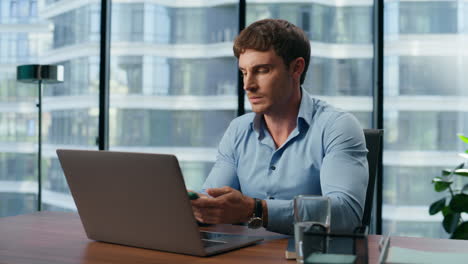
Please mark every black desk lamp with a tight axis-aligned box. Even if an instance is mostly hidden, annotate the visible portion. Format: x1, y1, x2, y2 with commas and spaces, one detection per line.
17, 64, 64, 211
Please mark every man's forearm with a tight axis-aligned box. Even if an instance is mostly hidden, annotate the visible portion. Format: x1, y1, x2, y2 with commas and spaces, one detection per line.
262, 200, 268, 227
243, 196, 256, 222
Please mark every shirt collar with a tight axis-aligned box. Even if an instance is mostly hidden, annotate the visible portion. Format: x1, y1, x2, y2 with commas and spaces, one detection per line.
252, 113, 264, 139
297, 87, 314, 129
250, 87, 315, 138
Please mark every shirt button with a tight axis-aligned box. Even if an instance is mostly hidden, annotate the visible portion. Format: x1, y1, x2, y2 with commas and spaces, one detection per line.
270, 165, 276, 170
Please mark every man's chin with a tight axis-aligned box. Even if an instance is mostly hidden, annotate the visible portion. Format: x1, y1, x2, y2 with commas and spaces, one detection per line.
251, 107, 267, 115
249, 102, 272, 115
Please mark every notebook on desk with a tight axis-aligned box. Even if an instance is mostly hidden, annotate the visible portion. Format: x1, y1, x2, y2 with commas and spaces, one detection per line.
56, 149, 263, 256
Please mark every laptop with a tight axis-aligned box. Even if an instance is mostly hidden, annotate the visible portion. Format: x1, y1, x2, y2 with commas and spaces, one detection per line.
56, 149, 263, 256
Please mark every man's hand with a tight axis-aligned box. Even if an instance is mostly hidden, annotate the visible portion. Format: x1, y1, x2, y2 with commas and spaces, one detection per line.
190, 186, 254, 224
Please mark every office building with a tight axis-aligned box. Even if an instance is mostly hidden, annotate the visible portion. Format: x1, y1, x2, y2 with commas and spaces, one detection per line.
1, 0, 467, 238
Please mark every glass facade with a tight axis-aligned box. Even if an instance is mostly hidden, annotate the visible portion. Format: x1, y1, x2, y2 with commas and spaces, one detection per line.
385, 111, 468, 152
110, 110, 234, 148
110, 56, 237, 96
0, 0, 99, 216
384, 0, 468, 237
247, 3, 372, 44
111, 4, 237, 44
109, 2, 239, 191
398, 2, 458, 34
305, 57, 373, 96
246, 2, 374, 128
0, 0, 45, 216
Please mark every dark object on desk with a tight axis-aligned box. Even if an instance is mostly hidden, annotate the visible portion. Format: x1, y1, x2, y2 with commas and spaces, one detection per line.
306, 253, 356, 264
301, 223, 329, 258
56, 149, 263, 256
285, 231, 368, 264
285, 237, 296, 259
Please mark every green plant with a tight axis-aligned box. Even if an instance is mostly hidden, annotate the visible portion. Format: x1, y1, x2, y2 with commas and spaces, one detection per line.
429, 134, 468, 239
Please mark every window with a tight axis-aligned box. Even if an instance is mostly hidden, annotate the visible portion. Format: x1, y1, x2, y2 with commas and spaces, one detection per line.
10, 0, 18, 18
247, 4, 372, 44
247, 1, 374, 128
2, 0, 466, 240
0, 0, 100, 217
383, 0, 468, 238
399, 2, 457, 34
109, 2, 238, 191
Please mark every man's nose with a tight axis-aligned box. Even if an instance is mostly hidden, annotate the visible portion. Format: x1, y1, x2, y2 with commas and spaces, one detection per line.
243, 73, 256, 91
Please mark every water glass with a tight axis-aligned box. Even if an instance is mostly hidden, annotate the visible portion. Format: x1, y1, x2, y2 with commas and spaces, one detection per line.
294, 195, 331, 263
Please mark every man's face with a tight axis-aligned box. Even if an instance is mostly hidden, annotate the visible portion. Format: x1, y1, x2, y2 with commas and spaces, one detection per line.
239, 49, 299, 116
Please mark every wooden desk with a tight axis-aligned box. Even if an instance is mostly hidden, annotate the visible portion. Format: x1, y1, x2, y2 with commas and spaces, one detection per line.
1, 212, 468, 264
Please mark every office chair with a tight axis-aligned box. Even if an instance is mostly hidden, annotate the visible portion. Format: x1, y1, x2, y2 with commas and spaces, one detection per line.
357, 129, 383, 234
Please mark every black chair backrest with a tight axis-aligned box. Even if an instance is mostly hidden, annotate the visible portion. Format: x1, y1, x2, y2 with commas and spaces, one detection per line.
361, 129, 383, 233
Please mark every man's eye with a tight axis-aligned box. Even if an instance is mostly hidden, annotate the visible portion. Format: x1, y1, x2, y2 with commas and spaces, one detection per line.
257, 67, 269, 73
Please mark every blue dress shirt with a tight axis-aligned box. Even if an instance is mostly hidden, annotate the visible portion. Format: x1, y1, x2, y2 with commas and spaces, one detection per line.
202, 89, 368, 235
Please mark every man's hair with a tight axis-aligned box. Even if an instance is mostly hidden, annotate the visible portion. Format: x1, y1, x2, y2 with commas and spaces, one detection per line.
233, 19, 311, 85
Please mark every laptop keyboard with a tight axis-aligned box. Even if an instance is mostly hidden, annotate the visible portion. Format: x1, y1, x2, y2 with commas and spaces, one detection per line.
200, 231, 239, 248
200, 231, 234, 239
201, 239, 226, 248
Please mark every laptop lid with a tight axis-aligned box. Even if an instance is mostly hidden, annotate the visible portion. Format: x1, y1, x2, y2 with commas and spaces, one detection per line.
56, 149, 261, 256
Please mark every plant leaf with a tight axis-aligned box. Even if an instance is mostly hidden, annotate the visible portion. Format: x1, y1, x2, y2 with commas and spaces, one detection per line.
453, 169, 468, 177
442, 169, 452, 176
443, 212, 460, 234
442, 206, 452, 217
450, 221, 468, 239
432, 177, 453, 192
429, 198, 446, 215
458, 134, 468, 144
443, 163, 465, 176
449, 194, 468, 213
462, 184, 468, 194
465, 150, 468, 154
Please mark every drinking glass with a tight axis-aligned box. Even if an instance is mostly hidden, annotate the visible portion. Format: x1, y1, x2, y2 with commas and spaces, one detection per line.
294, 195, 331, 263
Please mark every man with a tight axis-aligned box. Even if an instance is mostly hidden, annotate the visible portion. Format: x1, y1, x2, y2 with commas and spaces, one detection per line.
191, 19, 368, 235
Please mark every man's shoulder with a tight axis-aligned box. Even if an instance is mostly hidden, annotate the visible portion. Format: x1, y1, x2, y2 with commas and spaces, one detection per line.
226, 112, 256, 133
308, 97, 350, 123
304, 96, 361, 134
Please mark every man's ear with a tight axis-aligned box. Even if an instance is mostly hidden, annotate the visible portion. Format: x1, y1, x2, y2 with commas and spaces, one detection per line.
290, 57, 305, 81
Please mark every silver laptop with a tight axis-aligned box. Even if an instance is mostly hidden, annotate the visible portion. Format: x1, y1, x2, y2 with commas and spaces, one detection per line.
56, 149, 263, 256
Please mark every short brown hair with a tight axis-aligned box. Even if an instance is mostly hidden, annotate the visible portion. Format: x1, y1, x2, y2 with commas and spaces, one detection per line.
233, 19, 311, 85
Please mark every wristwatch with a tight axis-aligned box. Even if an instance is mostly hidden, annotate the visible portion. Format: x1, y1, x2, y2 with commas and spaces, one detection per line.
247, 198, 263, 229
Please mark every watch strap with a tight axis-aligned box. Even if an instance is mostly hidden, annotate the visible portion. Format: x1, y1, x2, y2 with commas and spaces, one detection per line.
247, 198, 263, 229
254, 198, 263, 219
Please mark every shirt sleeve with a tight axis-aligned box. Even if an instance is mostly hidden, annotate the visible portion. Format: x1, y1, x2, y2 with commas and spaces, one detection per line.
265, 113, 368, 235
201, 122, 240, 192
320, 112, 369, 232
266, 199, 295, 234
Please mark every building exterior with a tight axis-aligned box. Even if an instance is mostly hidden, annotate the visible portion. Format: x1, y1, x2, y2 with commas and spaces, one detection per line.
1, 0, 467, 238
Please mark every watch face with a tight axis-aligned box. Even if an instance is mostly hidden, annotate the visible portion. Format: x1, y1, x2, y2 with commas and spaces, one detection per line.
248, 217, 263, 229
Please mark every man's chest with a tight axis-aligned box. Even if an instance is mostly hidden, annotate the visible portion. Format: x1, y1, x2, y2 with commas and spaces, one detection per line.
235, 139, 324, 199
